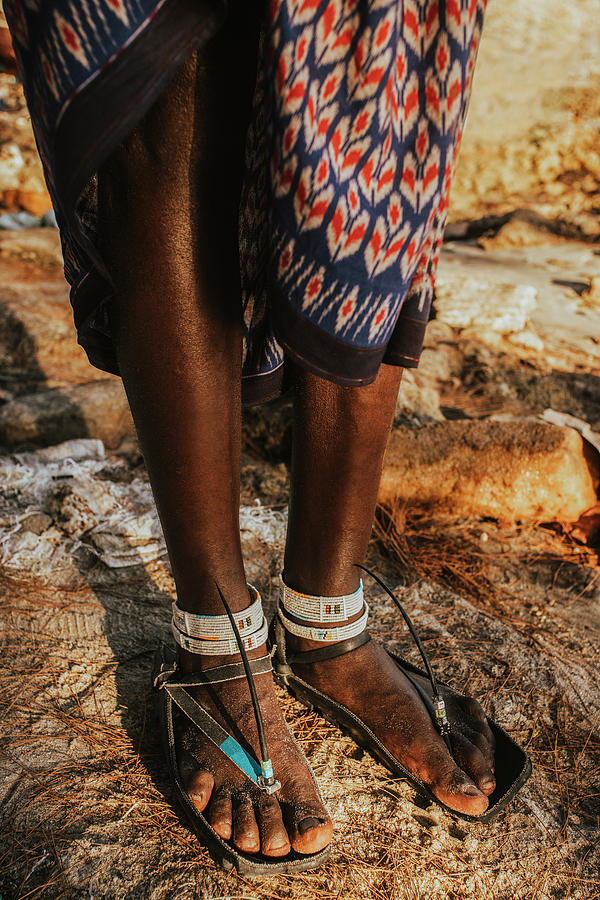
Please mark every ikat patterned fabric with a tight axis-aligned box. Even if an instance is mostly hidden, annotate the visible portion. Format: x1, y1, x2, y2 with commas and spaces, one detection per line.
240, 0, 486, 386
4, 0, 486, 395
4, 0, 172, 281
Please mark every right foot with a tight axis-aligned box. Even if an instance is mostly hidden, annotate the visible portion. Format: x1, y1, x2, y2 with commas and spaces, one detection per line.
278, 575, 497, 818
175, 646, 333, 857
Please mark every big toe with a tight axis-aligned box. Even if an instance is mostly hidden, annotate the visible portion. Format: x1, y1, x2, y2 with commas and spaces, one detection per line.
288, 807, 333, 855
433, 765, 489, 816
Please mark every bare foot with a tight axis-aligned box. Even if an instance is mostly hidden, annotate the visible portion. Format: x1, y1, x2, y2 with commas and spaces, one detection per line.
286, 635, 496, 817
175, 644, 333, 857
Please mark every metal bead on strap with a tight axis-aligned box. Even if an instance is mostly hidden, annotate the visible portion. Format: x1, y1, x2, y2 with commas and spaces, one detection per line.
172, 585, 268, 656
433, 697, 450, 736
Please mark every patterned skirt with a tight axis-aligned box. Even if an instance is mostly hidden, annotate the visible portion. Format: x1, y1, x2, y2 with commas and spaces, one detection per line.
4, 0, 486, 404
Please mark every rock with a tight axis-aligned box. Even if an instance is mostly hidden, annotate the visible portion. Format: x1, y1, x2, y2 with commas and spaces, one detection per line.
13, 189, 52, 217
581, 276, 600, 306
379, 419, 598, 524
448, 1, 600, 235
395, 370, 443, 423
20, 511, 53, 534
0, 227, 63, 266
478, 214, 566, 250
507, 329, 545, 351
395, 321, 463, 423
0, 438, 287, 575
435, 277, 538, 337
423, 320, 456, 347
0, 210, 39, 229
435, 242, 600, 368
0, 25, 16, 72
1, 191, 52, 218
0, 231, 93, 391
0, 141, 24, 187
418, 342, 463, 382
41, 209, 58, 228
0, 378, 134, 450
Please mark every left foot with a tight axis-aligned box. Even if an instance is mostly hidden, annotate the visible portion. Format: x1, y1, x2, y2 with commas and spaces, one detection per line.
286, 631, 496, 816
175, 643, 333, 857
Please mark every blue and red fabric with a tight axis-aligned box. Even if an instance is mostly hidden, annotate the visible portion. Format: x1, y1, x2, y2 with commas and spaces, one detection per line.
4, 0, 486, 403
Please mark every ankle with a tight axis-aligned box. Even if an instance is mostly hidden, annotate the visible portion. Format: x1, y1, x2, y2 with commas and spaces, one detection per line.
173, 583, 269, 672
278, 575, 368, 653
281, 565, 361, 599
175, 577, 253, 616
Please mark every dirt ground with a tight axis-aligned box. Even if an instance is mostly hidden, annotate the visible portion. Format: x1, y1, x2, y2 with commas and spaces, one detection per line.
1, 1, 600, 898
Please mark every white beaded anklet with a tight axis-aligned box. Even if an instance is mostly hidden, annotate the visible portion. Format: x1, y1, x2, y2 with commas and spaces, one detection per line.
172, 585, 268, 655
172, 587, 263, 639
279, 577, 364, 622
278, 578, 368, 642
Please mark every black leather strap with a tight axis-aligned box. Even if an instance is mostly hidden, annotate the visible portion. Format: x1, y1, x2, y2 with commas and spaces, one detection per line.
165, 683, 231, 747
154, 655, 272, 689
286, 631, 371, 664
197, 656, 272, 684
400, 668, 436, 720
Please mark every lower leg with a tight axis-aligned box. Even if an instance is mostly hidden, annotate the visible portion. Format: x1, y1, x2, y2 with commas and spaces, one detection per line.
282, 365, 496, 815
97, 36, 331, 856
99, 51, 249, 617
284, 365, 402, 595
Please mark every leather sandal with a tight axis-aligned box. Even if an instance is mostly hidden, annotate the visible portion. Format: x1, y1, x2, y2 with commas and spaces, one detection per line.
152, 643, 332, 875
269, 566, 532, 824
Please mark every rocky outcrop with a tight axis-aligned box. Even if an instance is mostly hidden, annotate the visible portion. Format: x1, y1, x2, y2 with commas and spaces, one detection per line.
0, 438, 287, 577
380, 419, 598, 524
0, 379, 134, 450
0, 229, 93, 393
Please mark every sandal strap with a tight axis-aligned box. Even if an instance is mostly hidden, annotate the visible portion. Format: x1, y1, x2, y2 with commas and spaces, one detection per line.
286, 632, 371, 665
164, 682, 265, 785
270, 614, 370, 669
271, 569, 453, 752
154, 648, 277, 789
153, 654, 272, 690
355, 565, 452, 749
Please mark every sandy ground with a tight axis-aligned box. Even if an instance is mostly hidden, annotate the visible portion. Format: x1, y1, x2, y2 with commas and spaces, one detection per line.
1, 1, 600, 898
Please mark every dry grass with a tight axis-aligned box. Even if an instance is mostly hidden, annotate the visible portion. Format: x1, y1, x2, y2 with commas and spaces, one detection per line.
1, 521, 600, 899
372, 500, 600, 657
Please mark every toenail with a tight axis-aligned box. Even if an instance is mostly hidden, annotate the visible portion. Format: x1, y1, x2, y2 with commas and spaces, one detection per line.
461, 783, 482, 796
268, 838, 289, 851
298, 816, 323, 835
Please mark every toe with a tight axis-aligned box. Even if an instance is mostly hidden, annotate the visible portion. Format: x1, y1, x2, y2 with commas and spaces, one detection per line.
421, 743, 489, 816
286, 806, 334, 855
206, 787, 233, 840
432, 763, 489, 816
232, 795, 261, 854
255, 795, 291, 857
186, 769, 214, 813
464, 712, 496, 761
451, 732, 496, 796
277, 769, 333, 855
462, 724, 496, 774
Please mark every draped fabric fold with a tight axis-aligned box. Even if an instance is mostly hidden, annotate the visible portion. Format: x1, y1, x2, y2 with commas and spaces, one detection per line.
4, 0, 486, 404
